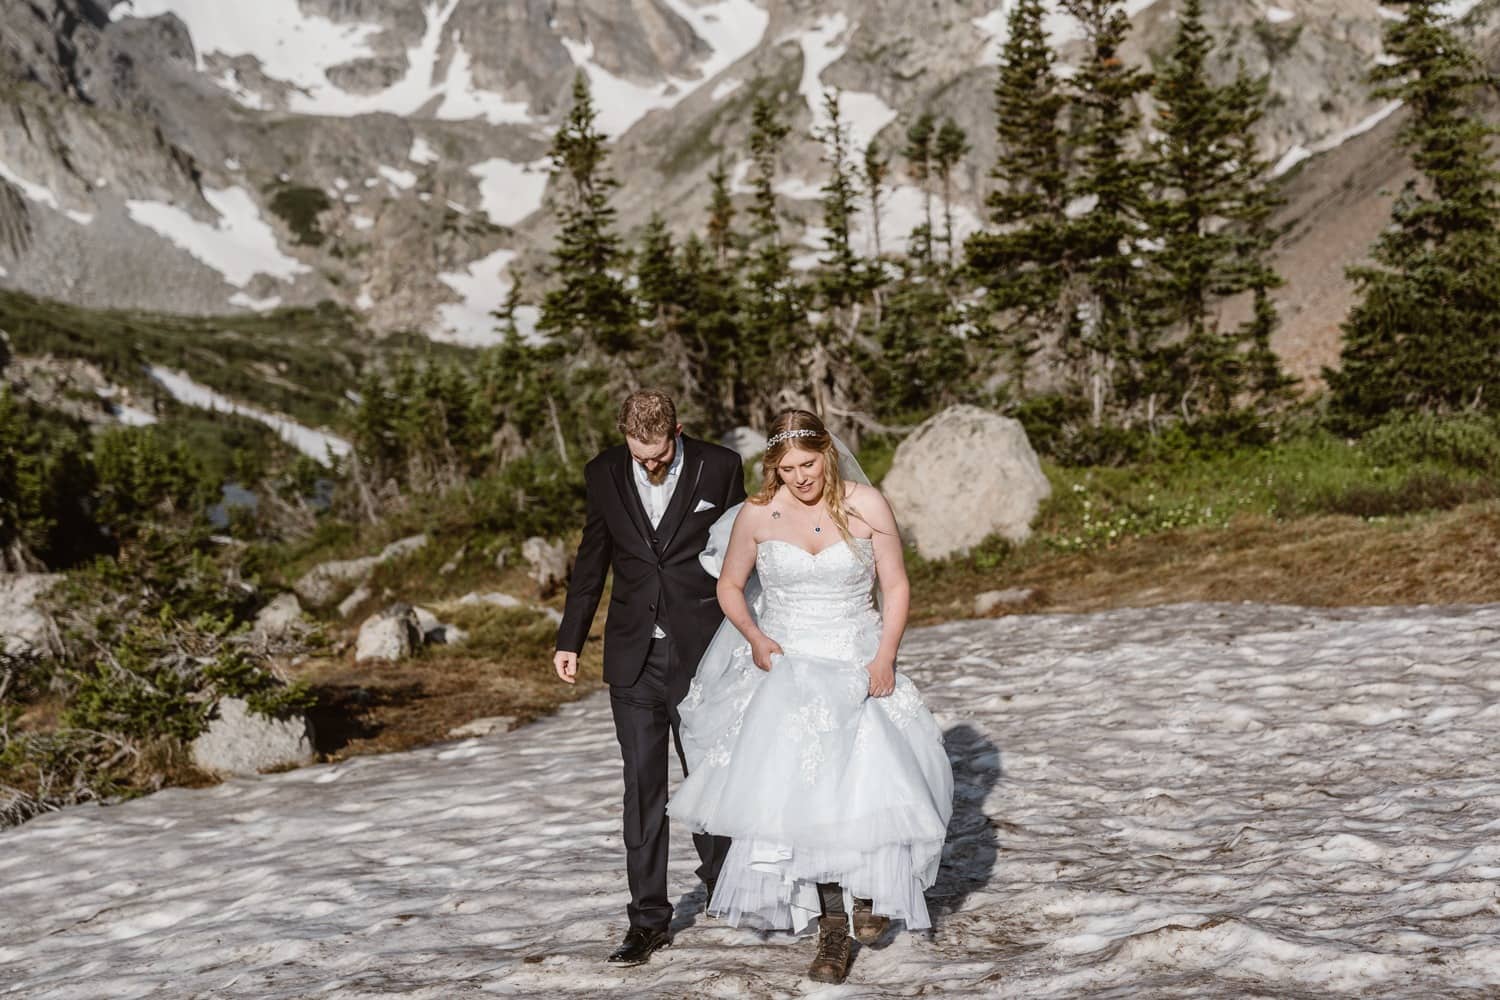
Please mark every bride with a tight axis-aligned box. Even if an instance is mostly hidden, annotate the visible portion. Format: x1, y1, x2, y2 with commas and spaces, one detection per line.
668, 409, 954, 984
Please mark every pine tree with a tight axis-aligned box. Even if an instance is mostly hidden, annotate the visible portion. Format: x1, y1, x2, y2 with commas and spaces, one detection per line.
932, 119, 971, 270
741, 95, 805, 419
1144, 0, 1288, 417
965, 0, 1069, 391
903, 112, 937, 269
1059, 0, 1155, 422
862, 139, 890, 262
812, 90, 876, 438
1328, 0, 1500, 422
706, 158, 737, 266
538, 73, 635, 358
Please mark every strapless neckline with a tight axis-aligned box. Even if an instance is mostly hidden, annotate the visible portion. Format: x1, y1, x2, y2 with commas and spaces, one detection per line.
757, 536, 875, 559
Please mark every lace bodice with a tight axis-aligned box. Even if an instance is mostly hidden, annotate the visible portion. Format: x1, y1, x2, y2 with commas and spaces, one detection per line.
754, 538, 882, 662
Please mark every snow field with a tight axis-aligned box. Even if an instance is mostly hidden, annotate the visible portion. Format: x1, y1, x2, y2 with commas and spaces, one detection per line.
147, 366, 350, 464
2, 603, 1498, 997
125, 187, 309, 290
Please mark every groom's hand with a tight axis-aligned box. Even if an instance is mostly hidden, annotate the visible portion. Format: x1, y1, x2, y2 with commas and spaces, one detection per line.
554, 650, 579, 684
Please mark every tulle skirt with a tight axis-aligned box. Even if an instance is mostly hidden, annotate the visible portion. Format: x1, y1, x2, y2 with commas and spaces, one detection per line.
670, 647, 954, 932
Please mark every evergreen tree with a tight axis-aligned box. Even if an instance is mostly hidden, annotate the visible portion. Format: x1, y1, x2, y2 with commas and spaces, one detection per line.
706, 158, 738, 266
741, 95, 805, 419
903, 112, 937, 269
1329, 0, 1500, 421
1144, 0, 1288, 417
1059, 0, 1155, 421
538, 73, 635, 358
635, 214, 704, 412
932, 119, 971, 270
813, 90, 876, 437
862, 139, 890, 262
965, 0, 1070, 390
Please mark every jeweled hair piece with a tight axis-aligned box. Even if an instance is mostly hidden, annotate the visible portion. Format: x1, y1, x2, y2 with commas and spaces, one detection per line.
765, 428, 819, 448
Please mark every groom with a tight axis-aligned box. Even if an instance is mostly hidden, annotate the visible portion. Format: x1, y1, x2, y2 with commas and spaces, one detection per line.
553, 389, 746, 965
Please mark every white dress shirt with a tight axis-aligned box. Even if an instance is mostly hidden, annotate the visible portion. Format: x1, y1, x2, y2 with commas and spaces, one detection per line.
632, 435, 685, 639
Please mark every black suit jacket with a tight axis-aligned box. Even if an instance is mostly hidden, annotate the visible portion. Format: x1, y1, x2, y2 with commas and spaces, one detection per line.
556, 435, 748, 692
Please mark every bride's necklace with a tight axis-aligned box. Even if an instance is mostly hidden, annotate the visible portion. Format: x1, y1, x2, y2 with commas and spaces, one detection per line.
772, 496, 827, 534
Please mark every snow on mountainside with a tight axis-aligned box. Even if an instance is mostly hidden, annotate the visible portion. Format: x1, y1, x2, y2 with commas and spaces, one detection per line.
2, 0, 1499, 372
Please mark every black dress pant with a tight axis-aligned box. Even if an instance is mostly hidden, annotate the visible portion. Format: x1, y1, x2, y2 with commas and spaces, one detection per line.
608, 637, 731, 932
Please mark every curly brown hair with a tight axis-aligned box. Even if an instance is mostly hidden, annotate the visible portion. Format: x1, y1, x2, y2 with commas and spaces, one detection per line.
751, 410, 858, 547
617, 389, 677, 441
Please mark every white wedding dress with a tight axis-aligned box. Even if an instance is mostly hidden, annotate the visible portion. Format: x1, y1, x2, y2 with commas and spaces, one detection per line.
668, 525, 954, 933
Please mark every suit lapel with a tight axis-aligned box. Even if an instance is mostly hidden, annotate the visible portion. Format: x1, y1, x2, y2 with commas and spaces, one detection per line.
610, 454, 654, 549
655, 437, 704, 555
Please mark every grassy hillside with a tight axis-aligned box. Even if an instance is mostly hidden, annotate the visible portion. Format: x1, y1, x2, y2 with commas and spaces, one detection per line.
0, 289, 464, 427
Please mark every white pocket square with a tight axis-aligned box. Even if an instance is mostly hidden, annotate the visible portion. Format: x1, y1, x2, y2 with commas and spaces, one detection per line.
694, 499, 716, 513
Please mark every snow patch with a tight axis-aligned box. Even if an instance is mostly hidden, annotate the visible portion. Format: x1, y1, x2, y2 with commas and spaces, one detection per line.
1265, 6, 1295, 25
228, 292, 282, 312
147, 366, 350, 464
350, 214, 374, 231
1272, 100, 1403, 177
974, 0, 1162, 64
0, 158, 92, 225
113, 0, 536, 125
4, 603, 1499, 994
711, 78, 743, 101
435, 248, 538, 346
377, 165, 417, 191
125, 187, 309, 288
469, 159, 549, 227
409, 137, 440, 165
562, 0, 769, 136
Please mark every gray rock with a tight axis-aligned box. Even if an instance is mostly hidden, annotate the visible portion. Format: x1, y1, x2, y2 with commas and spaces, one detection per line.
413, 605, 466, 645
0, 573, 62, 656
251, 592, 304, 642
337, 583, 373, 619
456, 591, 522, 609
521, 537, 569, 597
721, 426, 768, 461
354, 603, 422, 663
974, 588, 1037, 616
882, 406, 1052, 561
378, 533, 428, 562
295, 555, 380, 608
295, 533, 429, 608
189, 697, 314, 776
448, 715, 514, 738
438, 544, 466, 575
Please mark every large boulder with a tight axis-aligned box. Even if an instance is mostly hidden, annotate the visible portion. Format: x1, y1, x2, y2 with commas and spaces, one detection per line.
250, 592, 305, 643
293, 533, 428, 607
721, 426, 768, 461
522, 537, 569, 598
189, 697, 314, 776
355, 603, 423, 663
0, 574, 62, 656
881, 405, 1051, 560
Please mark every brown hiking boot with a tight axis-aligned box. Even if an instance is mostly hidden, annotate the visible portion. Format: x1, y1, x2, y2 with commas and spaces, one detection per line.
807, 914, 852, 984
852, 897, 890, 944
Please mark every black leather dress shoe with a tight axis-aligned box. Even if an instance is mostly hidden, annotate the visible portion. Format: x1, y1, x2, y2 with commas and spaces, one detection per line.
607, 926, 671, 965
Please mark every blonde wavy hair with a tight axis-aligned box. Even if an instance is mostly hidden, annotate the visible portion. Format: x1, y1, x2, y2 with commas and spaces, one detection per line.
750, 410, 858, 547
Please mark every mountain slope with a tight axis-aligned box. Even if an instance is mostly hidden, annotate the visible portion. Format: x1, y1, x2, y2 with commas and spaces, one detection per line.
1, 0, 1496, 373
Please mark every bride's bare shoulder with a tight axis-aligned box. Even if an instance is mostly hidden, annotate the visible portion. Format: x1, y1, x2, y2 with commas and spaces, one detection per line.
846, 483, 896, 531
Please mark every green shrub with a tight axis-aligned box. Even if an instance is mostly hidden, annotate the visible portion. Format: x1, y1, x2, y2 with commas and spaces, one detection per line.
1361, 413, 1500, 473
267, 184, 332, 246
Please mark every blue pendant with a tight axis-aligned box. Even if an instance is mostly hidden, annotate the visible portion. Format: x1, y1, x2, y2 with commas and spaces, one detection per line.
814, 526, 822, 533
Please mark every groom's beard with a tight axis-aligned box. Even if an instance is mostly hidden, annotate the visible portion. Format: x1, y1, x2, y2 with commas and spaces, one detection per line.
643, 463, 671, 485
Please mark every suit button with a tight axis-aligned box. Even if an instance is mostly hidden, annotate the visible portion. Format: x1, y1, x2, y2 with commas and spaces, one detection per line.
649, 604, 657, 613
